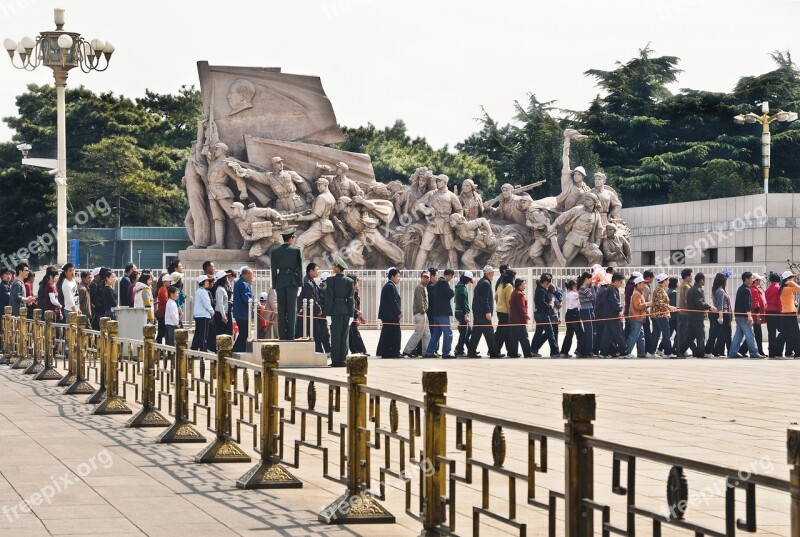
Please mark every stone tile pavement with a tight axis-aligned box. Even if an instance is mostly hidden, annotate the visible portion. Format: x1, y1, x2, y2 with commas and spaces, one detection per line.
0, 327, 796, 536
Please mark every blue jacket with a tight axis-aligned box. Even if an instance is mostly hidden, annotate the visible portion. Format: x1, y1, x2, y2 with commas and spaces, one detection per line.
232, 278, 252, 320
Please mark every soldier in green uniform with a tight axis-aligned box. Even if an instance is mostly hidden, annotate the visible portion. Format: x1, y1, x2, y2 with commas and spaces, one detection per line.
270, 227, 303, 340
324, 257, 354, 367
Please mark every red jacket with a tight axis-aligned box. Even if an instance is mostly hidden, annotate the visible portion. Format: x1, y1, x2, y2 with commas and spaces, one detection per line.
509, 289, 530, 326
750, 285, 765, 324
764, 283, 781, 312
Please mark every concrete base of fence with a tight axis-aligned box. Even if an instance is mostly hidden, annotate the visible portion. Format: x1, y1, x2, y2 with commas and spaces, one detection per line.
247, 340, 326, 368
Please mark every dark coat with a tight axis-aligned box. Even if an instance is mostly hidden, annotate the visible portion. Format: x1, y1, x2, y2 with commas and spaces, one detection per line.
270, 244, 303, 289
323, 274, 354, 317
378, 280, 401, 322
298, 275, 322, 316
429, 278, 454, 317
686, 284, 712, 321
472, 276, 494, 316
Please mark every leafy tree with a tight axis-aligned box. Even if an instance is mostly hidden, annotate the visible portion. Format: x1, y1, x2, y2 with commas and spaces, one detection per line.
338, 120, 496, 192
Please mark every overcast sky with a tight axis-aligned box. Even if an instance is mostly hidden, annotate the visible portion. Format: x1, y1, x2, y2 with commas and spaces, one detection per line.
1, 0, 799, 150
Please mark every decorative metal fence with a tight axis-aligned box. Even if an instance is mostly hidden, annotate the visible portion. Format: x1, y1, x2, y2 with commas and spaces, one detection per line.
0, 306, 796, 536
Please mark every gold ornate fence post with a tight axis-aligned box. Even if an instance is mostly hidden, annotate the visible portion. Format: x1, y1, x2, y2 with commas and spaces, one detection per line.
319, 354, 394, 524
0, 305, 12, 364
57, 312, 78, 387
86, 317, 109, 404
126, 324, 170, 427
11, 306, 28, 369
422, 371, 448, 532
94, 320, 132, 415
237, 344, 301, 488
157, 329, 205, 443
789, 429, 800, 535
34, 310, 62, 381
64, 314, 95, 394
23, 309, 43, 374
195, 334, 251, 462
563, 392, 595, 537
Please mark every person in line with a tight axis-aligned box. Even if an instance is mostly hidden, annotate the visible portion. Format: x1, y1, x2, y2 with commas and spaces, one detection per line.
155, 273, 170, 343
425, 267, 439, 356
211, 271, 232, 341
507, 278, 533, 358
559, 279, 583, 357
677, 273, 717, 358
775, 270, 800, 357
23, 270, 37, 318
576, 272, 594, 358
0, 270, 10, 325
530, 273, 559, 358
467, 266, 501, 358
318, 272, 332, 353
119, 263, 136, 308
624, 276, 650, 358
675, 268, 693, 352
641, 270, 655, 353
706, 272, 731, 356
426, 268, 455, 358
598, 273, 626, 357
164, 286, 180, 345
764, 272, 782, 357
78, 270, 93, 320
56, 263, 77, 322
10, 263, 34, 316
37, 266, 62, 322
728, 272, 760, 359
191, 275, 214, 351
494, 268, 515, 354
664, 277, 679, 351
402, 272, 431, 358
622, 271, 640, 338
257, 292, 271, 340
348, 276, 367, 355
453, 271, 474, 357
297, 263, 326, 351
376, 268, 402, 358
232, 267, 254, 352
133, 272, 154, 323
126, 270, 139, 309
650, 273, 677, 358
749, 273, 767, 357
265, 286, 279, 340
171, 272, 186, 324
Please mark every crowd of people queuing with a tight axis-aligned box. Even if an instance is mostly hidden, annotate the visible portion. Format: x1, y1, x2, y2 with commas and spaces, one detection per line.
3, 259, 799, 362
0, 257, 370, 365
372, 263, 800, 359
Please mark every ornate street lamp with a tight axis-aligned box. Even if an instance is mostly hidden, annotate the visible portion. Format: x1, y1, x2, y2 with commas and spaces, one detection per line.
734, 101, 797, 194
3, 8, 114, 264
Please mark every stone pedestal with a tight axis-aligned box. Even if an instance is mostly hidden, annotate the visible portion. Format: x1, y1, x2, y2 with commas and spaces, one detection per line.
179, 249, 267, 271
239, 340, 327, 368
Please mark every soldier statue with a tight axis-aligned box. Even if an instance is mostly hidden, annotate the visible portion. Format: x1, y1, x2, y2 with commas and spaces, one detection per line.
458, 179, 484, 221
549, 193, 604, 267
556, 129, 591, 212
449, 213, 497, 268
294, 177, 338, 259
413, 174, 464, 269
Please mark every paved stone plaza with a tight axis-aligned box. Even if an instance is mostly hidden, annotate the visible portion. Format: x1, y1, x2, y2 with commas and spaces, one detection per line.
0, 327, 796, 536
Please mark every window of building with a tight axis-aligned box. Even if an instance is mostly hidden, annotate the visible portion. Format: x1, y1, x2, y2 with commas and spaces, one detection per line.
701, 248, 718, 264
670, 250, 685, 265
641, 251, 655, 265
735, 247, 753, 263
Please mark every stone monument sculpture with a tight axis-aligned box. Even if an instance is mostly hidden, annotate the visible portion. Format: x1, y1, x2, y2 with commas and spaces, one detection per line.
179, 63, 635, 269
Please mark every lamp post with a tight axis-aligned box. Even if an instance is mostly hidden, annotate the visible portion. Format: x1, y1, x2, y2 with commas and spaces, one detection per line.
4, 8, 114, 265
734, 101, 798, 194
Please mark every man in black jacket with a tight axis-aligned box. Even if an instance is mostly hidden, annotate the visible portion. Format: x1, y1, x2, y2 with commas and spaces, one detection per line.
677, 273, 717, 358
425, 267, 439, 356
425, 269, 455, 358
119, 263, 136, 307
728, 271, 758, 358
376, 268, 402, 358
530, 273, 559, 357
467, 266, 501, 358
599, 273, 626, 356
296, 263, 330, 353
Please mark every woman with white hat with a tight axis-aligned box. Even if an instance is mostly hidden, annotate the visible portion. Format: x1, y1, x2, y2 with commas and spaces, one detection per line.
190, 275, 214, 352
775, 270, 800, 357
